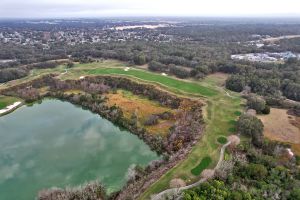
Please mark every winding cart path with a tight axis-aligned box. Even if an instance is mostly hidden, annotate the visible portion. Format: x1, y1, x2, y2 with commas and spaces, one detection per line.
151, 141, 231, 200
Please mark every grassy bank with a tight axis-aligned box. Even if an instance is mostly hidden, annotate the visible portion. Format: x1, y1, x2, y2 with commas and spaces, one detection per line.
0, 95, 20, 109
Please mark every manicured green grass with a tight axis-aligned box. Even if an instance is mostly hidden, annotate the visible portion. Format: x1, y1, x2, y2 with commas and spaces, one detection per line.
228, 120, 237, 125
139, 75, 243, 200
217, 136, 228, 144
88, 68, 218, 97
191, 156, 212, 176
234, 111, 242, 116
0, 102, 6, 109
0, 95, 20, 109
0, 65, 68, 91
228, 127, 237, 133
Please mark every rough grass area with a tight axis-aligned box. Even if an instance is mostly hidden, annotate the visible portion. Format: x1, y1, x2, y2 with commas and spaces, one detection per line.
217, 136, 228, 144
258, 108, 300, 155
190, 156, 212, 176
63, 89, 85, 95
0, 95, 20, 109
106, 90, 174, 136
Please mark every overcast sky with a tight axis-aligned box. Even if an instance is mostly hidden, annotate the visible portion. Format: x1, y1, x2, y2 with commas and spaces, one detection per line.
1, 0, 300, 19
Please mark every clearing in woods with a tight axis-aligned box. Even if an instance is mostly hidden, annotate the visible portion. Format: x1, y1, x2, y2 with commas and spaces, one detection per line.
258, 108, 300, 155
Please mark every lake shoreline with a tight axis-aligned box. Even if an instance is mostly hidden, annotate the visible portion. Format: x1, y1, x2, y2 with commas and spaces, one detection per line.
0, 101, 23, 116
0, 99, 160, 200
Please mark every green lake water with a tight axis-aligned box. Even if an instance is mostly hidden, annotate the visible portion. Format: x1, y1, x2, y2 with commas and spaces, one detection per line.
0, 99, 159, 200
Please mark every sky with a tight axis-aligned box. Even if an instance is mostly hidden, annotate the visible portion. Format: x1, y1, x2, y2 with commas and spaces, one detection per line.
1, 0, 300, 19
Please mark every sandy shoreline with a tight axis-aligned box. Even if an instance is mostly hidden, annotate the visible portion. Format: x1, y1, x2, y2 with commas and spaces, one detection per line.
0, 101, 22, 115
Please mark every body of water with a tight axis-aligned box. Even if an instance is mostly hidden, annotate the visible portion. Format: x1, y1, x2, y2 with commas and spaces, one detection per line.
0, 99, 159, 200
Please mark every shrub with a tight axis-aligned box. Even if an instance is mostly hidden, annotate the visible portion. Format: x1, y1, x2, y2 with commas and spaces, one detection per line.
230, 191, 243, 200
133, 53, 146, 65
38, 181, 106, 200
261, 105, 270, 114
237, 114, 264, 147
296, 155, 300, 166
226, 75, 246, 92
288, 189, 300, 200
247, 163, 268, 179
157, 111, 173, 120
144, 115, 159, 126
66, 62, 74, 68
234, 111, 242, 116
184, 180, 230, 199
247, 95, 266, 114
217, 136, 228, 144
169, 65, 190, 79
148, 61, 166, 72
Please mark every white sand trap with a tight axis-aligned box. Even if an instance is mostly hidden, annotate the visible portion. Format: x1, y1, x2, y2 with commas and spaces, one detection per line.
287, 148, 294, 157
0, 102, 22, 114
124, 67, 130, 71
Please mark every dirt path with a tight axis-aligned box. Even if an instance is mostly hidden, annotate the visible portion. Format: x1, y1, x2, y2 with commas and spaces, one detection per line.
223, 89, 233, 98
215, 85, 234, 98
151, 141, 231, 200
57, 69, 68, 78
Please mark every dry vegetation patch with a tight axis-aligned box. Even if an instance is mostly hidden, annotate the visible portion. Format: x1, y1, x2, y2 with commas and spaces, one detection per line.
63, 89, 85, 95
258, 108, 300, 155
106, 90, 175, 136
205, 73, 229, 86
169, 178, 186, 188
290, 116, 300, 129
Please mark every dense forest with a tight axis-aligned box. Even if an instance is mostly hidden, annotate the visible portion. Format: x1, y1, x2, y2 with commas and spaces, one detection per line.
180, 104, 300, 200
184, 139, 300, 200
225, 59, 300, 101
1, 20, 300, 102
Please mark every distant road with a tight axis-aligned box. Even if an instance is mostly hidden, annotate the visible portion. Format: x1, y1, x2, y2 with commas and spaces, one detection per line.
262, 35, 300, 42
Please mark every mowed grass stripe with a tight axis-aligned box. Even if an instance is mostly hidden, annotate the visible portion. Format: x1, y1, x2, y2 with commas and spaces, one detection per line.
88, 68, 218, 97
190, 156, 212, 176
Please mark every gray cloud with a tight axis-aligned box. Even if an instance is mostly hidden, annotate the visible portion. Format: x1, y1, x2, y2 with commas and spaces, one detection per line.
0, 0, 140, 18
0, 0, 300, 18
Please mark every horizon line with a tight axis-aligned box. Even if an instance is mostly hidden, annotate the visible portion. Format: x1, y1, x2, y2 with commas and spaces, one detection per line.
1, 15, 300, 20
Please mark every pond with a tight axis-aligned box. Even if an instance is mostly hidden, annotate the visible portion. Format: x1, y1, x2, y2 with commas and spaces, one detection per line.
0, 99, 159, 200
